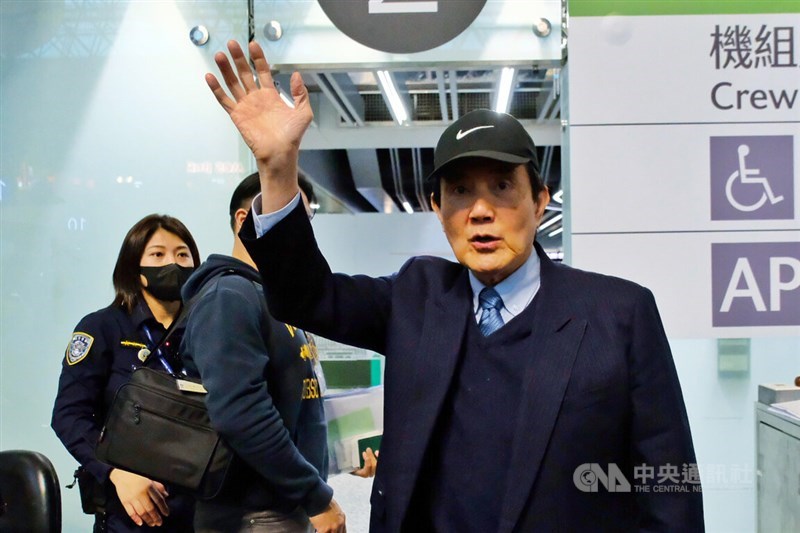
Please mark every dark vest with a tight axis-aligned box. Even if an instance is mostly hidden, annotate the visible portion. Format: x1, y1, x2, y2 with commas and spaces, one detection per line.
407, 294, 542, 531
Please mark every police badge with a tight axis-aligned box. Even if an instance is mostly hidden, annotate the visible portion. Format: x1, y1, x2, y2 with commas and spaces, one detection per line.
66, 332, 94, 365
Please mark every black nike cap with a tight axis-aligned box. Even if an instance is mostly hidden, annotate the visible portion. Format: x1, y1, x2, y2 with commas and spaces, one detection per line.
429, 109, 540, 180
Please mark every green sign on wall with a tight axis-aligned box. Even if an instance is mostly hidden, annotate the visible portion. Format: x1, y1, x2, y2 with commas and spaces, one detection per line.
569, 0, 800, 17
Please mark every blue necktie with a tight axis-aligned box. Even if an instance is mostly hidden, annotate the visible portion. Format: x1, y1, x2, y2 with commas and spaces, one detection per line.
478, 287, 505, 336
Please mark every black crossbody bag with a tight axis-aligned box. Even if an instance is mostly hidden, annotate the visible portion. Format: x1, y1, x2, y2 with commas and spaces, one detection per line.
96, 283, 236, 500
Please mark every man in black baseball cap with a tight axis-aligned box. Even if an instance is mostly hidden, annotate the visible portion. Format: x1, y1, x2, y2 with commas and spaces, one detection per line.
208, 40, 703, 532
429, 108, 550, 288
430, 108, 541, 177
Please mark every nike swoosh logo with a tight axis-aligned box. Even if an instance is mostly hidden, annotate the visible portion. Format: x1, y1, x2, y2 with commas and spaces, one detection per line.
455, 125, 495, 140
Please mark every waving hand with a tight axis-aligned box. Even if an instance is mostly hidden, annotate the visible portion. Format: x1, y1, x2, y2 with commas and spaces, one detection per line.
206, 40, 311, 211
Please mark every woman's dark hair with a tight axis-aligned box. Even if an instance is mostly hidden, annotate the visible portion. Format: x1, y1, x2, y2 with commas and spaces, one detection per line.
430, 160, 545, 206
111, 214, 200, 312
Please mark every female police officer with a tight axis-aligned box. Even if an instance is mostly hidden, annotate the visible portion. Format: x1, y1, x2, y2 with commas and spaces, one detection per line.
52, 214, 200, 532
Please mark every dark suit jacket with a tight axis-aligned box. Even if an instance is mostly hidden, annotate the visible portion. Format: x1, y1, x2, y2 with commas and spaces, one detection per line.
241, 204, 704, 532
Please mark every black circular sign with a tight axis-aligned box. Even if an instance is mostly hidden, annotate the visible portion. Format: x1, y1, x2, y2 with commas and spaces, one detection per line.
318, 0, 487, 54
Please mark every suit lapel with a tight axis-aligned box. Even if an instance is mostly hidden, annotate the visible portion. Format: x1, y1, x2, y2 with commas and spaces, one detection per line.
498, 245, 588, 533
392, 270, 472, 526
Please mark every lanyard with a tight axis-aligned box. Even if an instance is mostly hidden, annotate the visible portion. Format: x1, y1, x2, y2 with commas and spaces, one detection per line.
140, 323, 176, 375
135, 272, 232, 377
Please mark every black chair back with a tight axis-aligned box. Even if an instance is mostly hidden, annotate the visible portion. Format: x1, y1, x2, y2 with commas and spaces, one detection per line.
0, 450, 62, 532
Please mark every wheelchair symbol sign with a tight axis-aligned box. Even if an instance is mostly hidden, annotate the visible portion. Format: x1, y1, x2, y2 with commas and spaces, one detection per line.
725, 144, 784, 212
710, 136, 794, 221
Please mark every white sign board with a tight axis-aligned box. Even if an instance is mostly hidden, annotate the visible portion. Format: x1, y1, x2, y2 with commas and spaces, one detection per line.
569, 5, 800, 337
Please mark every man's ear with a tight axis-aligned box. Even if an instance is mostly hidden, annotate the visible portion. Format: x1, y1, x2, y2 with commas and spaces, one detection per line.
234, 208, 249, 233
430, 192, 444, 224
535, 186, 550, 220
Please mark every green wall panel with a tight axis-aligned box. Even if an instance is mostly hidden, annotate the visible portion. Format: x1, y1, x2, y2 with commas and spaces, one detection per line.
570, 0, 800, 17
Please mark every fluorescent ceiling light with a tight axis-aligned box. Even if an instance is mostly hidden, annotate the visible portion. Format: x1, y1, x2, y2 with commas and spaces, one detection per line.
309, 202, 321, 210
377, 70, 408, 124
552, 189, 563, 204
537, 213, 562, 232
401, 201, 414, 213
494, 67, 515, 113
547, 227, 563, 237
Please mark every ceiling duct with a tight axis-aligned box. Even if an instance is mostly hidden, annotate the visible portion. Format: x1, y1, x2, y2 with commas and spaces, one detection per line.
411, 147, 430, 212
310, 72, 365, 126
347, 148, 394, 212
351, 68, 559, 124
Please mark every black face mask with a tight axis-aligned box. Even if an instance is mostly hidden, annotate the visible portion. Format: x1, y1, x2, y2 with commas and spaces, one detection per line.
140, 264, 194, 302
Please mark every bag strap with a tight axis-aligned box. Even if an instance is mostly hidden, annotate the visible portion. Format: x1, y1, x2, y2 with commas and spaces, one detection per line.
144, 269, 237, 372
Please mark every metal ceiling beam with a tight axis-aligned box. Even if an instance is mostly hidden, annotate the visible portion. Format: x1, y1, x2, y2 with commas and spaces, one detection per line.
543, 68, 562, 121
346, 148, 393, 212
447, 69, 459, 120
324, 72, 366, 126
299, 150, 376, 213
537, 86, 557, 123
435, 69, 449, 122
300, 121, 563, 150
541, 145, 553, 183
411, 147, 430, 212
389, 148, 413, 213
309, 72, 365, 126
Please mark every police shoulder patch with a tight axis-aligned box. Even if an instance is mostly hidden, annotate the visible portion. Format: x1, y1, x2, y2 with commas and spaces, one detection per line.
66, 332, 94, 365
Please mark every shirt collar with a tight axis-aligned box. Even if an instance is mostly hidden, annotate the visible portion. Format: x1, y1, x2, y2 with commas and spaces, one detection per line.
130, 298, 160, 330
469, 248, 541, 318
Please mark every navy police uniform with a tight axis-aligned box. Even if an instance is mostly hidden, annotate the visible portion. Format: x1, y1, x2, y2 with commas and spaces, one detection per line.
52, 300, 194, 532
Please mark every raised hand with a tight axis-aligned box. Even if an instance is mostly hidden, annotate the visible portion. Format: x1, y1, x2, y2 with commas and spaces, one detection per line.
206, 40, 312, 211
207, 40, 312, 163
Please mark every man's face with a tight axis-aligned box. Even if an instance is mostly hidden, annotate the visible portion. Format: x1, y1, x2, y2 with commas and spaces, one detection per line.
431, 158, 549, 286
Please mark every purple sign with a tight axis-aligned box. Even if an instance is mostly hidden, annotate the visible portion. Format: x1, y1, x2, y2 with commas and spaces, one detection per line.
712, 242, 800, 327
710, 136, 794, 221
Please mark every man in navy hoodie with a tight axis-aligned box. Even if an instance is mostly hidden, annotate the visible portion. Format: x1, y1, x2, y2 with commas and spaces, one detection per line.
179, 172, 346, 533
